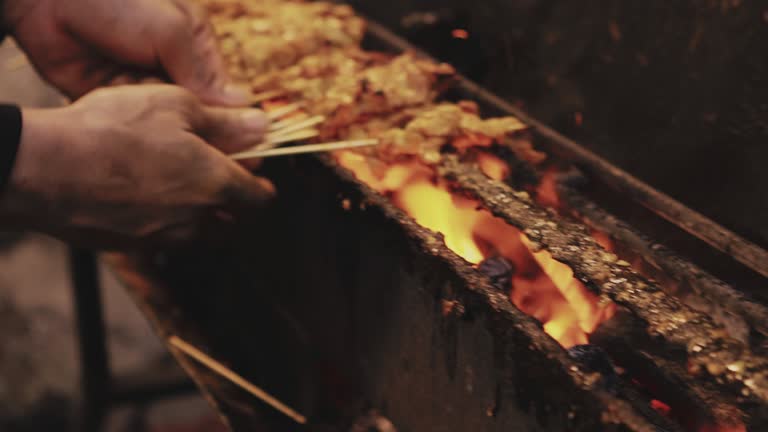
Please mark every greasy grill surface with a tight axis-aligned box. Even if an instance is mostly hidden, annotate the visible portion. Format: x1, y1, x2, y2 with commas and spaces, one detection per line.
556, 181, 768, 345
439, 157, 768, 417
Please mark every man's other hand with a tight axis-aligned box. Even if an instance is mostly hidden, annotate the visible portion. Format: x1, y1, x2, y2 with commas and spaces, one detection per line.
2, 0, 248, 105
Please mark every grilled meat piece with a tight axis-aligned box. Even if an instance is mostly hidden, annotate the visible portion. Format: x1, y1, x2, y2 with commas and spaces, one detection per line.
202, 0, 365, 80
341, 102, 527, 163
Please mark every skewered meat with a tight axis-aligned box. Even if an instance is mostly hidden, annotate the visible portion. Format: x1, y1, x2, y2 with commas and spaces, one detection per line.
249, 49, 456, 136
249, 48, 380, 92
318, 54, 456, 137
201, 0, 365, 80
341, 103, 527, 163
202, 0, 530, 168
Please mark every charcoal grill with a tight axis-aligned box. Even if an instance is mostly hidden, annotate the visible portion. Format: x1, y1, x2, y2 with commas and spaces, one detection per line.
97, 12, 768, 432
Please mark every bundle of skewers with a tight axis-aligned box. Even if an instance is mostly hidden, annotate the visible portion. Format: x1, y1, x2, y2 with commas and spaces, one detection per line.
231, 101, 379, 160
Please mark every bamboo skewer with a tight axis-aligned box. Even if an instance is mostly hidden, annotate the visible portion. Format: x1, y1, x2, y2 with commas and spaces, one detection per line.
250, 89, 288, 105
265, 128, 320, 146
168, 336, 307, 425
266, 102, 304, 121
231, 138, 379, 160
269, 115, 310, 132
237, 128, 320, 155
267, 115, 325, 140
231, 129, 320, 159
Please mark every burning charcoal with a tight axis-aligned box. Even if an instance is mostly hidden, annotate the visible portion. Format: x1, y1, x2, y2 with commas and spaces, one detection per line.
569, 346, 678, 432
567, 344, 620, 393
349, 410, 398, 432
478, 256, 514, 292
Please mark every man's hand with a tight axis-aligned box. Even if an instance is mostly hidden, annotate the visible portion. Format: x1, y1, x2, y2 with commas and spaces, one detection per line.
1, 84, 273, 246
3, 0, 247, 105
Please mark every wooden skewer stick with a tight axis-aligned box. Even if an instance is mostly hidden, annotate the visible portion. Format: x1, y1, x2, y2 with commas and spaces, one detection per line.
267, 115, 325, 140
266, 102, 304, 121
168, 336, 307, 425
250, 89, 287, 105
266, 128, 320, 146
233, 129, 320, 158
269, 114, 311, 132
232, 138, 379, 160
250, 72, 281, 91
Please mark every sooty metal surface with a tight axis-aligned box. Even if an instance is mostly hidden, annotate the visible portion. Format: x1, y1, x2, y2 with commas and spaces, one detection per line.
108, 153, 664, 432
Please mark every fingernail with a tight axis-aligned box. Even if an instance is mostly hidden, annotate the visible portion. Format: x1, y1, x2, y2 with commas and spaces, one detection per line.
253, 177, 277, 202
241, 110, 268, 132
220, 83, 252, 106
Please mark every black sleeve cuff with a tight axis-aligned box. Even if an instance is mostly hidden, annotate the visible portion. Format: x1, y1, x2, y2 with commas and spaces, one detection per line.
0, 104, 22, 193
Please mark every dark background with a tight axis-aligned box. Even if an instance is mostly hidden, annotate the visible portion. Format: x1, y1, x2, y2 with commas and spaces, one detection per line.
349, 0, 768, 247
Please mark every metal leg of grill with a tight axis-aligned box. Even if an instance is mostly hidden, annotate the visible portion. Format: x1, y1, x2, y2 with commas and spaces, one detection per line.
69, 248, 110, 432
69, 248, 196, 432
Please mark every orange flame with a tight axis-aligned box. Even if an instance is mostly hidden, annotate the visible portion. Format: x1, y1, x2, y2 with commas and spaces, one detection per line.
523, 236, 616, 347
336, 151, 615, 348
591, 230, 614, 252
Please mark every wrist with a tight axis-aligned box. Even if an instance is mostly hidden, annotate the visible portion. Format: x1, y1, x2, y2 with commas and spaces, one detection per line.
0, 106, 76, 225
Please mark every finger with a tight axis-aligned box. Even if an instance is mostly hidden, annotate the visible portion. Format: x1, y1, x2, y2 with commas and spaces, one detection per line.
222, 171, 277, 208
158, 0, 250, 106
236, 156, 264, 172
145, 220, 202, 245
218, 158, 277, 208
45, 60, 120, 100
194, 106, 270, 154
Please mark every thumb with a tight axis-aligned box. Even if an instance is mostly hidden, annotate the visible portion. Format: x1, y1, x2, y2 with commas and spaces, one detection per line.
195, 106, 270, 154
157, 1, 251, 106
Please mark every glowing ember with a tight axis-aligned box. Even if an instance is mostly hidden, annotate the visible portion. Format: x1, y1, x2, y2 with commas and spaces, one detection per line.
651, 399, 671, 416
591, 230, 614, 252
574, 111, 584, 127
477, 153, 510, 181
451, 29, 470, 39
336, 151, 615, 348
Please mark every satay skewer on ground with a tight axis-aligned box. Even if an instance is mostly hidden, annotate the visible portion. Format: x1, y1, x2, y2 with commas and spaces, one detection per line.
168, 336, 307, 425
